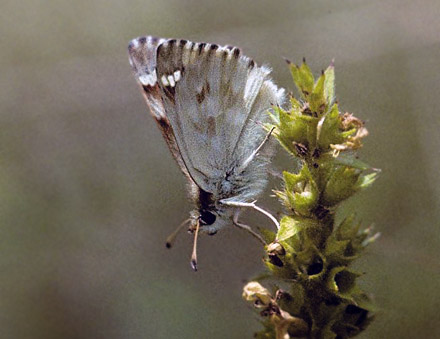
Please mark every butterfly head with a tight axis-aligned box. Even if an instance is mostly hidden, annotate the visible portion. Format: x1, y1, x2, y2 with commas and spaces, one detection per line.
188, 207, 231, 236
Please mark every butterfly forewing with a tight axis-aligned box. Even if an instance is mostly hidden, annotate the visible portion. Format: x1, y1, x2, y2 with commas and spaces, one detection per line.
155, 39, 284, 196
128, 37, 194, 182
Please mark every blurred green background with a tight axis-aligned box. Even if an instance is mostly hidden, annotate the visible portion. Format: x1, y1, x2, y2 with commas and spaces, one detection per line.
1, 0, 439, 338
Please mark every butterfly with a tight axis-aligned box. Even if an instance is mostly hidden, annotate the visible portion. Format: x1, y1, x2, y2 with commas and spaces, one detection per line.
128, 36, 284, 270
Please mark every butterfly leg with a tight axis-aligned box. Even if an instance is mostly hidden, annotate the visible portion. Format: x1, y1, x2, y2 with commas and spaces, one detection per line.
232, 210, 266, 245
221, 200, 280, 230
236, 126, 276, 172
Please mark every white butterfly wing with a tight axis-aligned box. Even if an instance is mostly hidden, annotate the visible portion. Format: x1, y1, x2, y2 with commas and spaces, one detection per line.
154, 39, 284, 195
226, 77, 285, 202
129, 37, 284, 200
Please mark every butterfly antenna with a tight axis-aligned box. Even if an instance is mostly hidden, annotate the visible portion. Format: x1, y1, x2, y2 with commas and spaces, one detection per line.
165, 218, 191, 249
190, 219, 200, 272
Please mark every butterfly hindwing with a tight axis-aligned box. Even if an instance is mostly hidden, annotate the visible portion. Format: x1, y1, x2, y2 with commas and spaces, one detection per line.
227, 77, 285, 201
154, 39, 284, 196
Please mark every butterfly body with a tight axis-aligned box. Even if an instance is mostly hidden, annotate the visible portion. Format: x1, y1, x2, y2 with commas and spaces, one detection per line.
128, 36, 284, 237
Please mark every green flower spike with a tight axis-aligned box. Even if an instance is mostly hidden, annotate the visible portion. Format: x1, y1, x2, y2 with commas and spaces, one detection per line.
243, 60, 379, 338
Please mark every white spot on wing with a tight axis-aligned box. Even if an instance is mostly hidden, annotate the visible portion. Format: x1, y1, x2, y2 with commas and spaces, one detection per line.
139, 72, 157, 86
138, 75, 149, 85
149, 97, 166, 119
161, 75, 169, 86
189, 45, 198, 63
167, 75, 175, 87
174, 70, 181, 82
182, 42, 191, 64
131, 39, 140, 49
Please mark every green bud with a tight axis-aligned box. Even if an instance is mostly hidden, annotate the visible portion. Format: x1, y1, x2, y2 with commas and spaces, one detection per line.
270, 105, 310, 155
317, 104, 345, 150
323, 166, 361, 206
283, 165, 319, 215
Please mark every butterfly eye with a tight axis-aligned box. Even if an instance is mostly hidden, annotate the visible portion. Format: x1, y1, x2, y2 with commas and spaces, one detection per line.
200, 210, 216, 225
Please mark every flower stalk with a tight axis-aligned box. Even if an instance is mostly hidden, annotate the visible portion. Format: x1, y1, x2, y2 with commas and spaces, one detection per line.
243, 60, 379, 338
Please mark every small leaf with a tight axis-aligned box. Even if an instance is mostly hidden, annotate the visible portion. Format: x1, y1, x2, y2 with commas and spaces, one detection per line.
355, 172, 378, 190
352, 292, 377, 312
323, 166, 361, 206
317, 104, 344, 150
275, 108, 310, 154
277, 216, 300, 241
336, 214, 360, 240
309, 72, 326, 114
324, 63, 335, 107
324, 153, 372, 170
283, 171, 297, 193
289, 61, 314, 99
299, 62, 315, 94
325, 237, 350, 257
289, 96, 302, 112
